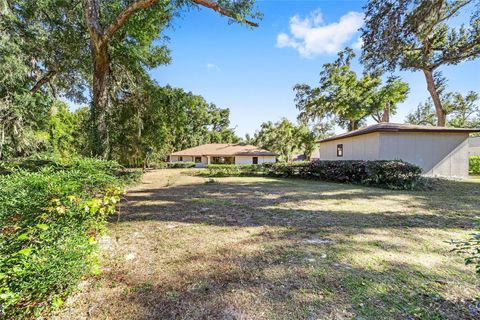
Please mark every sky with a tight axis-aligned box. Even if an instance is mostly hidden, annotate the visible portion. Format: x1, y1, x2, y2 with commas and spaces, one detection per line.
150, 0, 480, 137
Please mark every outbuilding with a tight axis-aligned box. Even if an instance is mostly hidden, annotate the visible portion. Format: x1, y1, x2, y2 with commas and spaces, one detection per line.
169, 143, 277, 167
469, 137, 480, 156
318, 123, 480, 178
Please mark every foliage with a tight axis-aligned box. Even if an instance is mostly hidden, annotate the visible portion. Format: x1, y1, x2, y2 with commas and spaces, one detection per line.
470, 156, 480, 174
204, 164, 264, 176
451, 222, 480, 273
406, 73, 480, 128
201, 160, 422, 190
362, 0, 480, 126
1, 0, 261, 157
109, 83, 239, 166
153, 161, 196, 169
0, 157, 140, 318
295, 48, 409, 131
251, 118, 327, 161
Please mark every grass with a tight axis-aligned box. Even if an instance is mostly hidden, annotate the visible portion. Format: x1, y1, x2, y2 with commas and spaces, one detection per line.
55, 169, 480, 320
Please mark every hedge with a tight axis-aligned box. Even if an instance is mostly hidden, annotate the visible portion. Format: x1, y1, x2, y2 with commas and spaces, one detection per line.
202, 160, 422, 190
152, 161, 196, 169
470, 156, 480, 175
0, 158, 141, 318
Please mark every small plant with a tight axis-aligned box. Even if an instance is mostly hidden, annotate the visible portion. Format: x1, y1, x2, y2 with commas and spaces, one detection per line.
470, 156, 480, 175
451, 225, 480, 274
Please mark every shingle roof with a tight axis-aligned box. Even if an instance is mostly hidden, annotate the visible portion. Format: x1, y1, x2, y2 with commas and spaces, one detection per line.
320, 123, 480, 143
170, 144, 278, 156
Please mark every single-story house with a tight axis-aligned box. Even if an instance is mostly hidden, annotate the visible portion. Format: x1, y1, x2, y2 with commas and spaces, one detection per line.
469, 137, 480, 156
169, 143, 277, 167
318, 123, 480, 178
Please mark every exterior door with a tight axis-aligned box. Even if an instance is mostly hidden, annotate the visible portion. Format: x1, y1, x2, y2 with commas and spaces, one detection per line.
252, 157, 258, 165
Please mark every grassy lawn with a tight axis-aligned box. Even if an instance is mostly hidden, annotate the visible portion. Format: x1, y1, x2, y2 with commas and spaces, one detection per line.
56, 169, 480, 319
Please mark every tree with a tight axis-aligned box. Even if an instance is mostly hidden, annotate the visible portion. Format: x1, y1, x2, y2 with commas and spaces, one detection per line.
3, 0, 261, 157
251, 118, 327, 162
362, 0, 480, 126
406, 90, 480, 127
108, 82, 239, 166
295, 48, 409, 131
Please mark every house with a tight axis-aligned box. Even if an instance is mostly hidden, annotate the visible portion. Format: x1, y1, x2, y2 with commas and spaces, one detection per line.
318, 123, 480, 178
169, 143, 277, 167
469, 137, 480, 156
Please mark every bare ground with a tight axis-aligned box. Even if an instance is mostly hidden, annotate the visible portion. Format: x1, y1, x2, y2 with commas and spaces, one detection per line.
55, 169, 480, 320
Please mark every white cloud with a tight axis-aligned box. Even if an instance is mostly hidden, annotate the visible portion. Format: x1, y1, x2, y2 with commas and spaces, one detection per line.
276, 10, 364, 57
352, 37, 364, 50
206, 63, 220, 71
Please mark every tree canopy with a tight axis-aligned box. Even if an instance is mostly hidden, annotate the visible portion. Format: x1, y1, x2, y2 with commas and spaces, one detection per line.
294, 48, 409, 131
1, 0, 261, 157
362, 0, 480, 126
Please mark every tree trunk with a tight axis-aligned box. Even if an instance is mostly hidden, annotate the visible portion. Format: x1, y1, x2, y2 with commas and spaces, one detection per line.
349, 120, 358, 131
381, 102, 390, 122
91, 41, 110, 158
422, 69, 446, 126
0, 124, 4, 160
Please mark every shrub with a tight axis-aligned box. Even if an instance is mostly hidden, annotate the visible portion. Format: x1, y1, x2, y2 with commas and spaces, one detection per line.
309, 160, 421, 189
0, 158, 140, 318
152, 161, 196, 169
200, 160, 422, 190
204, 164, 264, 177
470, 156, 480, 175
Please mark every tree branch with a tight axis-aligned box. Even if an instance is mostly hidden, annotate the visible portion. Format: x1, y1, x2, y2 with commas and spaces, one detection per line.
104, 0, 162, 42
190, 0, 258, 27
31, 71, 56, 94
104, 0, 258, 43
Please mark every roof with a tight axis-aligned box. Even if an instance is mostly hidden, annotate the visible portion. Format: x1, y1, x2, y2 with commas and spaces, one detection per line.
320, 123, 480, 143
170, 144, 278, 157
470, 136, 480, 147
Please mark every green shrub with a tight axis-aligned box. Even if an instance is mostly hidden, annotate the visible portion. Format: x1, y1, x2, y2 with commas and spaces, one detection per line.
201, 160, 422, 190
0, 158, 140, 318
470, 156, 480, 175
204, 164, 264, 177
308, 160, 421, 190
152, 161, 196, 169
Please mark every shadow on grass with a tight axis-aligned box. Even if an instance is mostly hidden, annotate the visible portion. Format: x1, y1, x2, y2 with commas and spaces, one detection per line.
101, 175, 480, 319
117, 177, 480, 231
105, 227, 479, 319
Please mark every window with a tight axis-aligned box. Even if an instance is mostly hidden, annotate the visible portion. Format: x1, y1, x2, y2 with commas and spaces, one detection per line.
336, 144, 343, 157
252, 156, 258, 165
195, 157, 202, 163
212, 156, 235, 164
179, 156, 183, 161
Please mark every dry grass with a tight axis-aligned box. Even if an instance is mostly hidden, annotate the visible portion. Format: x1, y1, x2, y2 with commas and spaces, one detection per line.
55, 169, 480, 320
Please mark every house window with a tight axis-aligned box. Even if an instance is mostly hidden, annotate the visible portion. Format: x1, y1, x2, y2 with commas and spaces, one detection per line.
336, 144, 343, 157
195, 157, 202, 163
252, 157, 258, 164
212, 156, 235, 164
179, 156, 183, 161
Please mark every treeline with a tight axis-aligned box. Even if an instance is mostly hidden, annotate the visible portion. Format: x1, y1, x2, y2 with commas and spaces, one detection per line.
0, 82, 239, 166
0, 0, 257, 160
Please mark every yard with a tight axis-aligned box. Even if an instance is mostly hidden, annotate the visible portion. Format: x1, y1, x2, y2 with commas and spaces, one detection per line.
56, 169, 480, 319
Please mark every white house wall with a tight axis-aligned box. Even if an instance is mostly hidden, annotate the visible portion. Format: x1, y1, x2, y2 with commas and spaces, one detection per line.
170, 155, 276, 166
234, 156, 276, 165
319, 132, 380, 160
378, 132, 469, 177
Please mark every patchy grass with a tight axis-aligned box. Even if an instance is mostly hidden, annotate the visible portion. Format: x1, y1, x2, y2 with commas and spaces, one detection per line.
55, 169, 480, 320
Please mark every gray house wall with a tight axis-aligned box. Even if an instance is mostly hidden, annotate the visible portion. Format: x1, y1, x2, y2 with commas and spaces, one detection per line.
319, 132, 470, 177
319, 132, 380, 160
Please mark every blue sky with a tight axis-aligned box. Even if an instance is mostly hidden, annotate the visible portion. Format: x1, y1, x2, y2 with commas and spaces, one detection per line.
151, 0, 480, 137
